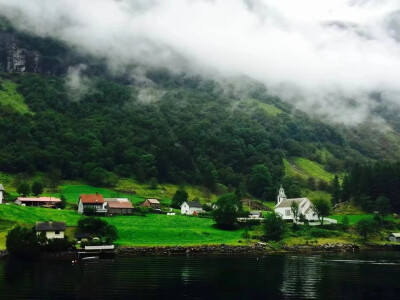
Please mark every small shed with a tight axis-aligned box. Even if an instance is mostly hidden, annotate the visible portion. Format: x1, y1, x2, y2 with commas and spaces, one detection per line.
142, 198, 160, 209
389, 233, 400, 243
36, 221, 66, 239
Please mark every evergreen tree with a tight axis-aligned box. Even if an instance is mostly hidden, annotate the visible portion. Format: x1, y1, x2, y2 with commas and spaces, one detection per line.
331, 175, 341, 205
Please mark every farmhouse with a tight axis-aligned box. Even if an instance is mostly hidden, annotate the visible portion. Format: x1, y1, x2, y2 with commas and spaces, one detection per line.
0, 184, 4, 204
389, 233, 400, 243
78, 193, 107, 214
274, 186, 318, 222
181, 201, 204, 215
35, 221, 66, 239
15, 197, 61, 208
142, 198, 160, 209
106, 199, 133, 215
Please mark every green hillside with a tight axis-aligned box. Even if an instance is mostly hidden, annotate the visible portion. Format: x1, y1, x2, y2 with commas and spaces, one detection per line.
0, 79, 31, 114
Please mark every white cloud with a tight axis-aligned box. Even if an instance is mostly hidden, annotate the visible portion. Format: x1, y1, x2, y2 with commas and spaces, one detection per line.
1, 0, 400, 124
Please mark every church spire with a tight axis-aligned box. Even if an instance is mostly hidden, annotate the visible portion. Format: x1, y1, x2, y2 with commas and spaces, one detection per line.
277, 185, 287, 204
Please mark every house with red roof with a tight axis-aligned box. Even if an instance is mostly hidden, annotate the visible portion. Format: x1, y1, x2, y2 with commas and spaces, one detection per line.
78, 193, 107, 214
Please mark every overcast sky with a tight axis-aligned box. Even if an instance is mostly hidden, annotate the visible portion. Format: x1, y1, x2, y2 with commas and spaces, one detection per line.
0, 0, 400, 124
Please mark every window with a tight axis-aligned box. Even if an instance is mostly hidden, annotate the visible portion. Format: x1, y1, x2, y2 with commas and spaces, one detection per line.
55, 231, 60, 235
285, 209, 290, 216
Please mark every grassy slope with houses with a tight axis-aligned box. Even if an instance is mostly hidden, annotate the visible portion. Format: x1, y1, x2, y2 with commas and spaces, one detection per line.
1, 157, 398, 250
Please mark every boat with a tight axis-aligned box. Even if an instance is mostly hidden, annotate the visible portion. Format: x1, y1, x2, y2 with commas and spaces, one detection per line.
81, 256, 99, 260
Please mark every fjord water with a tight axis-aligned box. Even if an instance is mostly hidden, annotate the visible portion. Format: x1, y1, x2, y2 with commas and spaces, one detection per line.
1, 252, 400, 299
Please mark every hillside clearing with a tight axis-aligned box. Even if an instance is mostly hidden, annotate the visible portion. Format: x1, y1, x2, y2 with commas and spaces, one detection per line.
0, 80, 31, 114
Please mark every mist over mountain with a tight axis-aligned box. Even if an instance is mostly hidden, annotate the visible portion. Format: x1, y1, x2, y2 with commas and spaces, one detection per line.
1, 0, 400, 125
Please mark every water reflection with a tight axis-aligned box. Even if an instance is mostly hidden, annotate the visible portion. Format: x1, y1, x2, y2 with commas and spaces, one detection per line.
280, 255, 322, 299
1, 252, 400, 299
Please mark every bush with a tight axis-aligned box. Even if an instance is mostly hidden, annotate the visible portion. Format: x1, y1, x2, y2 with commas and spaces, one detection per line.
6, 226, 42, 258
44, 238, 71, 252
356, 219, 378, 240
17, 182, 30, 196
263, 212, 285, 241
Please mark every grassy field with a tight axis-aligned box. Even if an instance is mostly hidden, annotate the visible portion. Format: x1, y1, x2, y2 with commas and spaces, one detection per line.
107, 215, 243, 246
329, 214, 395, 225
283, 158, 308, 180
0, 205, 244, 248
0, 80, 31, 114
0, 205, 82, 226
241, 98, 284, 116
292, 157, 335, 182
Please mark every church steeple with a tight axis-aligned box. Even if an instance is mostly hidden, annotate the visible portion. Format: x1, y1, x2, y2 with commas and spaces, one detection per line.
277, 185, 287, 204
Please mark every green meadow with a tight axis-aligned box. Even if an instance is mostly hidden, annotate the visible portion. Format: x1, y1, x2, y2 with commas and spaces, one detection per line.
0, 205, 243, 248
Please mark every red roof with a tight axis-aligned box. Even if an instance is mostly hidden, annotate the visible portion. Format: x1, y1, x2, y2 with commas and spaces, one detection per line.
80, 194, 104, 204
17, 197, 61, 203
107, 201, 133, 209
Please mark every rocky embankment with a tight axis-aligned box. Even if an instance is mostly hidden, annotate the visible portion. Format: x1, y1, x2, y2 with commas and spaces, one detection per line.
116, 243, 360, 256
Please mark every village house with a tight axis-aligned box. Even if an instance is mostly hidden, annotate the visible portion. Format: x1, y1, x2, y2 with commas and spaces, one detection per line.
74, 232, 91, 243
274, 186, 319, 222
78, 193, 107, 214
105, 198, 133, 215
15, 196, 61, 208
35, 221, 66, 239
181, 201, 205, 215
249, 211, 263, 219
141, 198, 160, 209
389, 233, 400, 243
0, 184, 4, 204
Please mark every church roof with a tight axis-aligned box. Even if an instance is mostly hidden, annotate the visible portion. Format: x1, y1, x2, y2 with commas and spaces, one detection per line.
275, 198, 308, 208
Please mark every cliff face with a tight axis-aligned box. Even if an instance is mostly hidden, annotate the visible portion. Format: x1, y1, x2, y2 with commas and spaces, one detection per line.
0, 32, 42, 73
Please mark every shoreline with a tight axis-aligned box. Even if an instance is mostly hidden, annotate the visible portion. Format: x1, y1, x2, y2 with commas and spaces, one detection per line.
3, 243, 400, 259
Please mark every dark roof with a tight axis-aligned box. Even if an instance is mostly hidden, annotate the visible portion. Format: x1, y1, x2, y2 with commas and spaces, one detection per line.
74, 232, 91, 238
35, 221, 66, 231
186, 201, 202, 208
80, 194, 104, 204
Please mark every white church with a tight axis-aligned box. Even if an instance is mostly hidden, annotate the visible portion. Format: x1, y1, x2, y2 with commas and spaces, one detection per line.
274, 186, 318, 222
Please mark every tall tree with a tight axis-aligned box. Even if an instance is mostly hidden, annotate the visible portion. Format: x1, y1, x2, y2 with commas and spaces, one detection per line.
331, 175, 341, 205
213, 193, 240, 229
313, 198, 331, 225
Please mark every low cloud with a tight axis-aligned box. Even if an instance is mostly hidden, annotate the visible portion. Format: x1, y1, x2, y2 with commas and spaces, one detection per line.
1, 0, 400, 124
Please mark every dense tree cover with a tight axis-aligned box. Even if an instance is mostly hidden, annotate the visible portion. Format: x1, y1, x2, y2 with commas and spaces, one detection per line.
0, 70, 379, 200
31, 181, 43, 196
335, 162, 400, 213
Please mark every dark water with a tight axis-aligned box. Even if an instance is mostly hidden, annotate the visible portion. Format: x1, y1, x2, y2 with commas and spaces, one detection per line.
1, 251, 400, 300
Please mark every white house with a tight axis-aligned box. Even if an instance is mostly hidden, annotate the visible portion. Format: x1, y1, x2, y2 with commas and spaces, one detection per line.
181, 201, 205, 215
0, 184, 4, 204
35, 221, 66, 239
274, 186, 318, 222
78, 193, 107, 214
389, 233, 400, 243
